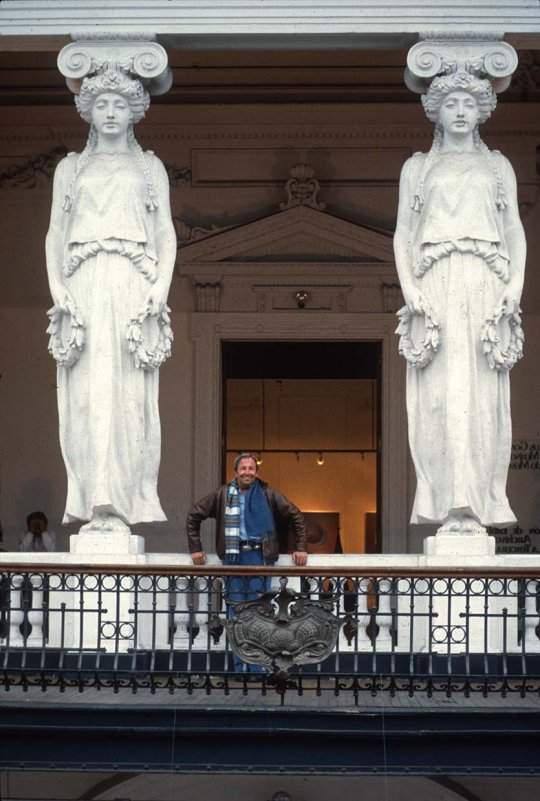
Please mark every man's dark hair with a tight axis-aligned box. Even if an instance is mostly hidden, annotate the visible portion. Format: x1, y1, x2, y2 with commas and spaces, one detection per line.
233, 452, 259, 471
26, 510, 48, 529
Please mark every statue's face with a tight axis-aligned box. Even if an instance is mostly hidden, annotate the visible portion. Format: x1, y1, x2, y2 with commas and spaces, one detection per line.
91, 91, 132, 136
438, 90, 480, 136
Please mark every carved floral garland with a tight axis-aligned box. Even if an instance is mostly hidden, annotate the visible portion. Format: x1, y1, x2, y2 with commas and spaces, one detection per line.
46, 300, 86, 368
395, 302, 440, 368
397, 299, 524, 372
481, 303, 524, 371
127, 304, 173, 370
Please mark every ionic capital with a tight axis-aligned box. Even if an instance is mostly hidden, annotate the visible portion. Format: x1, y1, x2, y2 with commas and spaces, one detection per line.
405, 36, 518, 94
58, 35, 172, 96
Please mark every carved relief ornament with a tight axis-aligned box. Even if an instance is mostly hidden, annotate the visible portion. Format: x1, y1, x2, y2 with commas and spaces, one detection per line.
0, 146, 67, 189
176, 162, 328, 249
280, 163, 326, 211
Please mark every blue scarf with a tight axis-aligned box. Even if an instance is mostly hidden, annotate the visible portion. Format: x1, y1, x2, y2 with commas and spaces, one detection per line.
224, 479, 274, 559
243, 479, 275, 539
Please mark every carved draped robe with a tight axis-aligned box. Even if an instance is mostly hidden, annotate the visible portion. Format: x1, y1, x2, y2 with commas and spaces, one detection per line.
57, 152, 166, 525
406, 151, 515, 526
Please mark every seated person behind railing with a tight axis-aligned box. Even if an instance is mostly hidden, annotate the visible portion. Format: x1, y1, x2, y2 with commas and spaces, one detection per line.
19, 511, 56, 552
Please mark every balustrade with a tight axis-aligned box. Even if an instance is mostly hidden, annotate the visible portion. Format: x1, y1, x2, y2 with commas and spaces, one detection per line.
1, 561, 540, 697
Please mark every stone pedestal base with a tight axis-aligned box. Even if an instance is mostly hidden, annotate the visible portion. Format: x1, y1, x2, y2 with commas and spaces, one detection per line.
70, 531, 145, 556
424, 533, 496, 557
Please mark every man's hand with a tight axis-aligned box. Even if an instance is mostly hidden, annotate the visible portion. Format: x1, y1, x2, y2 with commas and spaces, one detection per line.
292, 551, 308, 566
191, 551, 207, 566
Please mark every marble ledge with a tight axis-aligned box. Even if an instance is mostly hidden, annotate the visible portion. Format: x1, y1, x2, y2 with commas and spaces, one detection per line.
1, 549, 540, 572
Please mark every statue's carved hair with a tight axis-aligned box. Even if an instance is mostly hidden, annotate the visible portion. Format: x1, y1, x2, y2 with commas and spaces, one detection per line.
75, 67, 150, 124
64, 68, 157, 214
412, 70, 505, 214
421, 69, 497, 124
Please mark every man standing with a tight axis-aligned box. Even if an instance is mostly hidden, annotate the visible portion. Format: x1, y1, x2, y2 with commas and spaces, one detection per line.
186, 453, 307, 672
186, 453, 308, 568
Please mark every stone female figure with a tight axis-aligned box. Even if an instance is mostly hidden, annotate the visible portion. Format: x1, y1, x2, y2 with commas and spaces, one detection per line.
393, 70, 526, 532
45, 68, 176, 532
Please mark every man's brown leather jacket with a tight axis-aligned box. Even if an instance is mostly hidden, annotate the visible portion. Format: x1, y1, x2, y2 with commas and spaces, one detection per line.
186, 480, 307, 563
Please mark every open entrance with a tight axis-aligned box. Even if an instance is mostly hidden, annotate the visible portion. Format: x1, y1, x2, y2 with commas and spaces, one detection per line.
222, 341, 382, 554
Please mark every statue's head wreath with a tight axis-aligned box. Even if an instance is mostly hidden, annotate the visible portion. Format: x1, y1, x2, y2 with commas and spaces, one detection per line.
421, 69, 497, 124
64, 67, 157, 213
413, 70, 506, 213
75, 67, 150, 124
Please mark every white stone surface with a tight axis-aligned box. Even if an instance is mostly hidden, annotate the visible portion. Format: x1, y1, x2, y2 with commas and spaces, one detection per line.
424, 533, 496, 557
1, 549, 538, 570
45, 59, 176, 533
58, 39, 172, 96
69, 531, 146, 556
405, 38, 519, 94
1, 1, 540, 37
394, 61, 527, 535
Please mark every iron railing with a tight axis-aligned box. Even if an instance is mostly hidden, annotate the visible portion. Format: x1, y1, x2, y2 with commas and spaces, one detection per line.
1, 564, 540, 700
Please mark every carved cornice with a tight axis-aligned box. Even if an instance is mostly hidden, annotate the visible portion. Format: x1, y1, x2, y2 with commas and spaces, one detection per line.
58, 36, 172, 96
145, 126, 433, 143
405, 37, 518, 94
174, 217, 232, 246
1, 124, 539, 147
2, 1, 539, 35
190, 312, 397, 341
130, 125, 540, 143
0, 145, 67, 189
182, 263, 396, 279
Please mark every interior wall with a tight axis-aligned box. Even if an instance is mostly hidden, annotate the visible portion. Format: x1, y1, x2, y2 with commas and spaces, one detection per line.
225, 378, 378, 551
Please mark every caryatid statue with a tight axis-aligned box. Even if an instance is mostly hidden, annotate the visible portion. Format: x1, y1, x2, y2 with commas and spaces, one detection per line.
394, 59, 526, 535
45, 60, 176, 534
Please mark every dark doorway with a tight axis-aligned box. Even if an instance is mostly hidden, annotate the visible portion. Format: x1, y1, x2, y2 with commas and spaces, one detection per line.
222, 341, 382, 554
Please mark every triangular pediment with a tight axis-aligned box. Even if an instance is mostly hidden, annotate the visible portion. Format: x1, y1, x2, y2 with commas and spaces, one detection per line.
178, 205, 394, 264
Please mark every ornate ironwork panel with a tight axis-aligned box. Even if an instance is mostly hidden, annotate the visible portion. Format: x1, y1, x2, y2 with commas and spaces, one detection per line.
226, 577, 344, 673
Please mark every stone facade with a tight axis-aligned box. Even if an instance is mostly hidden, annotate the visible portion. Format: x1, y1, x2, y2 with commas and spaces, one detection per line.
0, 25, 539, 555
0, 93, 538, 553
